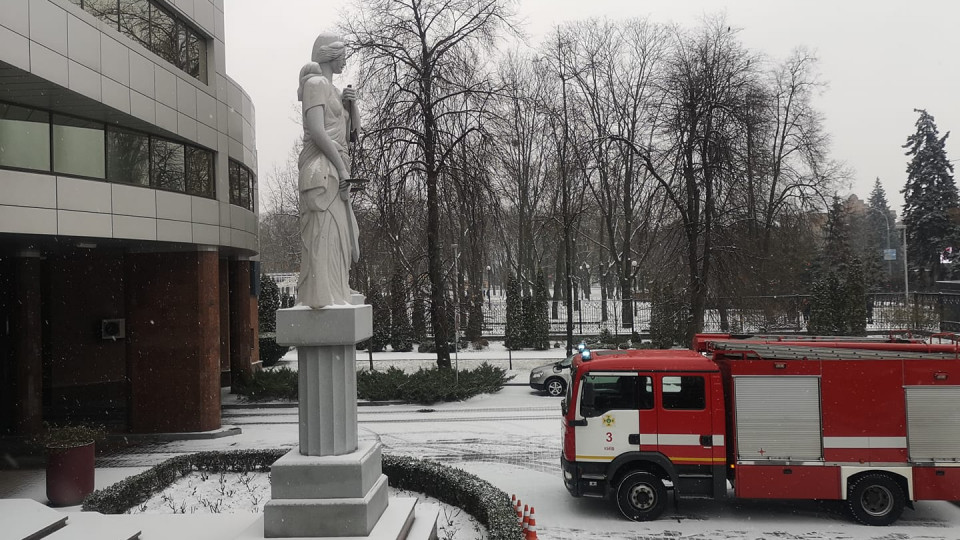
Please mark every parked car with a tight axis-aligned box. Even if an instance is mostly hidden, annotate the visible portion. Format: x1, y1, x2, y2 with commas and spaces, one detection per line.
529, 354, 574, 397
530, 349, 617, 396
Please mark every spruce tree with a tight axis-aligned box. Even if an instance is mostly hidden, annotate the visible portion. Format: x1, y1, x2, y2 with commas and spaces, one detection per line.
389, 270, 414, 352
504, 273, 523, 350
901, 109, 958, 288
530, 270, 550, 350
867, 178, 898, 289
809, 198, 867, 335
258, 274, 280, 333
368, 283, 391, 352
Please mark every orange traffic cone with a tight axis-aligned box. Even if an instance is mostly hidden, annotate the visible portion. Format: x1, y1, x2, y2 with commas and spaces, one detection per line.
515, 498, 522, 520
522, 504, 529, 534
526, 507, 538, 539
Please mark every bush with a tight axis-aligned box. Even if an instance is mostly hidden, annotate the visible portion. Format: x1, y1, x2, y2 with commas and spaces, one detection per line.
357, 366, 407, 401
383, 455, 523, 540
84, 449, 522, 540
258, 332, 288, 368
234, 367, 299, 401
418, 340, 437, 353
358, 363, 511, 405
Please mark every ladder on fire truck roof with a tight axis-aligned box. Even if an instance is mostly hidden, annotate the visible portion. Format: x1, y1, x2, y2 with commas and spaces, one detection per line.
709, 341, 960, 361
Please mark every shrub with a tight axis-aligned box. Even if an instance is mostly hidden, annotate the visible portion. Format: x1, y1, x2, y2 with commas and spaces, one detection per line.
383, 455, 523, 540
234, 367, 299, 401
258, 332, 288, 368
258, 274, 280, 333
84, 449, 522, 540
358, 363, 511, 405
357, 366, 407, 401
471, 338, 489, 350
417, 340, 437, 353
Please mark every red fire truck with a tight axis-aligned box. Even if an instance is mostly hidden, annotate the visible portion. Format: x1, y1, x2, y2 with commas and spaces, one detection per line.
560, 335, 960, 525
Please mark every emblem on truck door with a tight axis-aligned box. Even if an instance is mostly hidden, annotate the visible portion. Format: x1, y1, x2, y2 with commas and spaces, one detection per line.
602, 414, 615, 427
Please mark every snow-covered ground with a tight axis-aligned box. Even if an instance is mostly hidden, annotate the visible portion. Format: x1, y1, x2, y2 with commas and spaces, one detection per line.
5, 343, 960, 539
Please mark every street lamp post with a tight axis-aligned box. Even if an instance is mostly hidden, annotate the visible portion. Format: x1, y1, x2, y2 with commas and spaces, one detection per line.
896, 223, 909, 304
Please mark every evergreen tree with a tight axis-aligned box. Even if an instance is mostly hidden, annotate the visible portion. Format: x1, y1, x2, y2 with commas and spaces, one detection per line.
368, 283, 391, 352
530, 270, 550, 350
466, 289, 484, 343
649, 281, 687, 348
389, 269, 414, 352
504, 274, 523, 350
867, 179, 898, 290
411, 286, 427, 343
901, 109, 958, 288
258, 274, 280, 333
808, 198, 867, 335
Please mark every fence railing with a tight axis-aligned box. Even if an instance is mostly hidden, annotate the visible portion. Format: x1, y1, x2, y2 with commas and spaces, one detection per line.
469, 292, 960, 339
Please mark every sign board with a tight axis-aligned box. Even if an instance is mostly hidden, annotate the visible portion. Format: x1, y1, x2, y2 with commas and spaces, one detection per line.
883, 249, 897, 261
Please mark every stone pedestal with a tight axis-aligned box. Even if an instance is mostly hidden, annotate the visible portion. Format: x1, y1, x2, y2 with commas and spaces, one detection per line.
266, 301, 431, 539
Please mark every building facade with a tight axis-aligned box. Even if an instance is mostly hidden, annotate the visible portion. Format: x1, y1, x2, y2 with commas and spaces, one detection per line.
0, 0, 260, 434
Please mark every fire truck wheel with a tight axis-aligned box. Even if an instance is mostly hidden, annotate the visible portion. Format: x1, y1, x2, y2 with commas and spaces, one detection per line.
545, 378, 566, 397
847, 473, 905, 526
616, 471, 667, 521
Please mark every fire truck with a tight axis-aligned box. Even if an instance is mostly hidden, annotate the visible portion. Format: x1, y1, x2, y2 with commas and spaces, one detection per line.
560, 334, 960, 525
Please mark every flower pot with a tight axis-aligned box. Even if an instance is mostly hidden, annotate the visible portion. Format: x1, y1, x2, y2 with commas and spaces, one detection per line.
45, 442, 95, 506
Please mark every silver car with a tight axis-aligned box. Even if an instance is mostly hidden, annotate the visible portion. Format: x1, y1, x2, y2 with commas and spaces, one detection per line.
529, 354, 574, 397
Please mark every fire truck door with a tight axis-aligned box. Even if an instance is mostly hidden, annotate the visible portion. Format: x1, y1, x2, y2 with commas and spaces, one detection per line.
574, 373, 656, 463
656, 374, 718, 467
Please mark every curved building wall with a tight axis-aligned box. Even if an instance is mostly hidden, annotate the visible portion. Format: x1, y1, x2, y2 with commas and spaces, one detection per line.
0, 0, 261, 435
0, 0, 258, 252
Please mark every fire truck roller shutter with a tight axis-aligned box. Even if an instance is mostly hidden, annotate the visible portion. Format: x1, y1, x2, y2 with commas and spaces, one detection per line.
905, 386, 960, 461
734, 376, 822, 461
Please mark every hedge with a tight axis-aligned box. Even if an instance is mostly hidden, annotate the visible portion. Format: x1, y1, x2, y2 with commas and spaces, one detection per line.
82, 449, 523, 540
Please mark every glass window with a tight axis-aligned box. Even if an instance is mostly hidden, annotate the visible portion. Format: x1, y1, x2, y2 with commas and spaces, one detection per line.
150, 138, 184, 191
118, 0, 150, 48
0, 104, 50, 171
107, 127, 149, 186
187, 31, 207, 81
150, 4, 179, 66
84, 0, 120, 29
52, 115, 105, 178
661, 376, 706, 410
238, 166, 250, 209
580, 375, 653, 417
185, 146, 214, 197
229, 160, 241, 206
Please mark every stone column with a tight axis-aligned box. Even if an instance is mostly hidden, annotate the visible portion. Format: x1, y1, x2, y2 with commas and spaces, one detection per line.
265, 296, 398, 538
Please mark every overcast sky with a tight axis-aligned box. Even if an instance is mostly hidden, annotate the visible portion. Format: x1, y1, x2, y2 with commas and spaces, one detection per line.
224, 0, 960, 217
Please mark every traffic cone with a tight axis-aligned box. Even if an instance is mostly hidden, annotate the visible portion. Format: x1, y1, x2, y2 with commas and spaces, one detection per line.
514, 498, 522, 520
522, 504, 529, 535
526, 507, 538, 540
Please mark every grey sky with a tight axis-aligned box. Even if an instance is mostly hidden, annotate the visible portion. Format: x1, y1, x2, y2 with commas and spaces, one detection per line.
224, 0, 960, 216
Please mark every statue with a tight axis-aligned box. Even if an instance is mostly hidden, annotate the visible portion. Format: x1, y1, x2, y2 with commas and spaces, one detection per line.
296, 33, 361, 308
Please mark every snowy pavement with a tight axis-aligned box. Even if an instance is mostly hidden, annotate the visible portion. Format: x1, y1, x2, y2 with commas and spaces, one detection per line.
4, 343, 960, 539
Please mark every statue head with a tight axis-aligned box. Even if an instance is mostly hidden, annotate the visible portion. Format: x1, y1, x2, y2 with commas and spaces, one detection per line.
312, 33, 347, 67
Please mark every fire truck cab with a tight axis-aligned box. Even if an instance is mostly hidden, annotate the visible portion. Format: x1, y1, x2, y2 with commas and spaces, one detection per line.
560, 337, 960, 525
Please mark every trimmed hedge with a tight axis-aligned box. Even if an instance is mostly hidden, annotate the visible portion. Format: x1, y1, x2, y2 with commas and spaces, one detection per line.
234, 367, 299, 401
383, 454, 523, 540
83, 449, 285, 515
357, 363, 511, 404
83, 449, 523, 540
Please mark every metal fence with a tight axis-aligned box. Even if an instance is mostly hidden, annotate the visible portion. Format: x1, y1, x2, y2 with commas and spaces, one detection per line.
472, 292, 960, 339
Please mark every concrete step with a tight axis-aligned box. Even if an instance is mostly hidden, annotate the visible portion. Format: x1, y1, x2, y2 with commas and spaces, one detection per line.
2, 498, 67, 540
47, 512, 141, 540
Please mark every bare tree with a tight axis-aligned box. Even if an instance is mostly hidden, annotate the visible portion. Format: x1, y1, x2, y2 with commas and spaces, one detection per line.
343, 0, 514, 368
